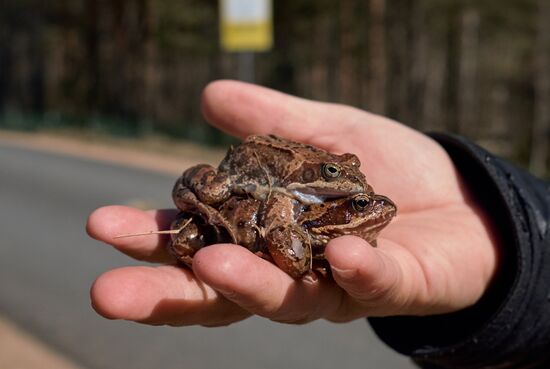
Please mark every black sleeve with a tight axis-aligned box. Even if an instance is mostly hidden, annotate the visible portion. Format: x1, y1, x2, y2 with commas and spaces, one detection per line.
368, 133, 550, 369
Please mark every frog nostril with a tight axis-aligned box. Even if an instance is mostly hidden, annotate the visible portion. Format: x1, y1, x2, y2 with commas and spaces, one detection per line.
374, 195, 397, 211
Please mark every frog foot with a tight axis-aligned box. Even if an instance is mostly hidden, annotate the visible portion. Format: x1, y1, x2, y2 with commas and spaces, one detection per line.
265, 224, 312, 278
168, 214, 206, 267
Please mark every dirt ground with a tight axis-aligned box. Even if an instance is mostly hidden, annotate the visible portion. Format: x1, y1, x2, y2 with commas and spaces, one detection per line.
0, 129, 227, 175
0, 317, 84, 369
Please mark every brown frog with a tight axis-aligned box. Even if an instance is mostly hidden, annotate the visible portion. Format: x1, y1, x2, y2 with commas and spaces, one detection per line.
267, 191, 396, 277
173, 135, 372, 262
169, 189, 263, 266
169, 190, 396, 278
173, 135, 369, 207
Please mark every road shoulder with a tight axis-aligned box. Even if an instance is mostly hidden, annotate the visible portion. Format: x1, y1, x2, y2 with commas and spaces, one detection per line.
0, 316, 84, 369
0, 129, 226, 175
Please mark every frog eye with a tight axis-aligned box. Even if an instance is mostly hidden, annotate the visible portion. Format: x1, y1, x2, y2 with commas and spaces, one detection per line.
352, 195, 370, 212
321, 163, 341, 180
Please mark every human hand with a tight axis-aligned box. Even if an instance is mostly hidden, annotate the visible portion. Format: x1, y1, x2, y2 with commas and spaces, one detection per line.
87, 80, 499, 326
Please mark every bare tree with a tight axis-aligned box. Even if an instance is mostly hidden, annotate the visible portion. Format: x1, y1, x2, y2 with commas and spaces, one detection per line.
409, 1, 428, 127
85, 0, 100, 113
138, 0, 158, 133
420, 41, 447, 131
457, 5, 480, 136
530, 0, 550, 176
338, 0, 357, 105
366, 0, 387, 114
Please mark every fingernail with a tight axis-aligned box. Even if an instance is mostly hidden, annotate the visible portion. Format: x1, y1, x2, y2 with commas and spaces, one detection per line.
301, 272, 319, 285
214, 286, 238, 298
331, 266, 357, 280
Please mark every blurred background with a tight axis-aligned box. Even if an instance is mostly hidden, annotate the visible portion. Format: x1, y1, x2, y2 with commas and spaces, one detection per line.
0, 1, 549, 369
1, 0, 549, 173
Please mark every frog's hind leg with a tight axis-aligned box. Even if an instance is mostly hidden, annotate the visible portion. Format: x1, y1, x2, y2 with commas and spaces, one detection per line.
261, 193, 312, 278
175, 164, 231, 205
265, 224, 312, 279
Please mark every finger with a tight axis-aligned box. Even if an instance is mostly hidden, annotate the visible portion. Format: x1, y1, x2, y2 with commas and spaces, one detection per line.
86, 205, 177, 263
90, 265, 250, 326
324, 236, 421, 319
192, 244, 344, 324
201, 80, 370, 150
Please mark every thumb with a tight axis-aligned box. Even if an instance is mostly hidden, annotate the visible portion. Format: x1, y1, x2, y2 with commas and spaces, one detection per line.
324, 236, 418, 318
200, 80, 358, 147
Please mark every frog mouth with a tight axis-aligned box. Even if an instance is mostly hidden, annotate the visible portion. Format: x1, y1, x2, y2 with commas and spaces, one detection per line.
288, 186, 362, 204
311, 214, 395, 238
332, 213, 394, 230
359, 215, 395, 232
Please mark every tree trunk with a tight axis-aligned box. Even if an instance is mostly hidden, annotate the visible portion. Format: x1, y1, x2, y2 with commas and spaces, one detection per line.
530, 0, 550, 176
0, 27, 12, 111
29, 26, 45, 115
409, 1, 428, 127
420, 42, 447, 131
457, 5, 480, 136
85, 0, 100, 114
108, 0, 129, 117
385, 0, 410, 122
338, 0, 356, 105
138, 0, 158, 134
310, 14, 330, 102
367, 0, 387, 114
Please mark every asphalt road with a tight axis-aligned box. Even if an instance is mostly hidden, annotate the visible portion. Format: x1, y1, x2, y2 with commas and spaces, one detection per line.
0, 142, 416, 369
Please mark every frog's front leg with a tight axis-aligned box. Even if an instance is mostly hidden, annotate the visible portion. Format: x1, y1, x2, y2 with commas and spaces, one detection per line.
174, 164, 231, 205
263, 193, 312, 278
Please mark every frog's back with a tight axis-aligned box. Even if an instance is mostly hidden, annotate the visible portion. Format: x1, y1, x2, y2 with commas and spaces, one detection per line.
219, 134, 366, 193
219, 135, 309, 182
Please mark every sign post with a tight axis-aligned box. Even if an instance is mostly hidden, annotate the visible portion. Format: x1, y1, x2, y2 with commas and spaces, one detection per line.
220, 0, 273, 83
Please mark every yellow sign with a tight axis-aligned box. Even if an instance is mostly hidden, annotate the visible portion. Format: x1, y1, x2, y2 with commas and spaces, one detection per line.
220, 0, 273, 52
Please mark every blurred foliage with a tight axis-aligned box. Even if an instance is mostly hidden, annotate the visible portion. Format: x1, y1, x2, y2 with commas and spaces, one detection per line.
0, 0, 548, 168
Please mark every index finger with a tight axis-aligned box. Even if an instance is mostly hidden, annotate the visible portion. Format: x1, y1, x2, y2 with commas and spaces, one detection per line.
201, 80, 370, 151
86, 205, 178, 263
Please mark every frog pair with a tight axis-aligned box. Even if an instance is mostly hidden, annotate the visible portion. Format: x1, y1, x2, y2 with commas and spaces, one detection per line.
169, 135, 396, 278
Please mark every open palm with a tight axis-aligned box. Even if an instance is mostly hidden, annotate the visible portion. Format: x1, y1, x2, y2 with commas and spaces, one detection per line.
87, 81, 499, 326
